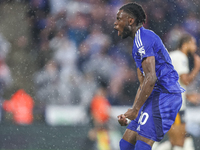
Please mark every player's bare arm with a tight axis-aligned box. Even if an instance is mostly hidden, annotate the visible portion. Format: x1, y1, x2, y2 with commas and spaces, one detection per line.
180, 54, 200, 85
186, 93, 200, 105
118, 68, 144, 126
133, 68, 144, 107
124, 56, 157, 120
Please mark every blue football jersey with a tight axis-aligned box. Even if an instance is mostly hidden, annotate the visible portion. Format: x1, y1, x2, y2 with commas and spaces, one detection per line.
132, 27, 184, 93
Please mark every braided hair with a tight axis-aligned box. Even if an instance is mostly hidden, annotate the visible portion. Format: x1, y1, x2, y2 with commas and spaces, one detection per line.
119, 2, 146, 26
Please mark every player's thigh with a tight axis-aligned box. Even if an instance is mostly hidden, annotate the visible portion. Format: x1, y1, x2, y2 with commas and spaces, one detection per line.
122, 129, 138, 145
168, 111, 186, 140
168, 124, 186, 147
168, 123, 186, 144
168, 123, 186, 137
123, 128, 155, 147
136, 134, 155, 147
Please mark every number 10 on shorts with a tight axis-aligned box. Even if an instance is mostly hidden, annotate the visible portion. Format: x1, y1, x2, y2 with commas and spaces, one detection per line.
138, 112, 149, 125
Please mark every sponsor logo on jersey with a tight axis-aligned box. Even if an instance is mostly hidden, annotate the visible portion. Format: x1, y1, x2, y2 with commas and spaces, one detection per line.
138, 46, 145, 58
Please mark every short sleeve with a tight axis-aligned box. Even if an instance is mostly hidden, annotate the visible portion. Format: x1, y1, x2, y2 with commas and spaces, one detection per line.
135, 34, 155, 60
140, 42, 155, 60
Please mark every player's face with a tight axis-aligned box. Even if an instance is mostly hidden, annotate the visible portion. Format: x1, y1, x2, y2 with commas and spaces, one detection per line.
114, 10, 132, 39
188, 37, 197, 54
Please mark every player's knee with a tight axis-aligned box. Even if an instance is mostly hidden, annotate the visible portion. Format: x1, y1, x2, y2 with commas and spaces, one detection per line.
119, 139, 135, 150
135, 140, 151, 150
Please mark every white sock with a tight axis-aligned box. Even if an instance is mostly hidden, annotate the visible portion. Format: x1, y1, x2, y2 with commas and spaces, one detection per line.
173, 146, 183, 150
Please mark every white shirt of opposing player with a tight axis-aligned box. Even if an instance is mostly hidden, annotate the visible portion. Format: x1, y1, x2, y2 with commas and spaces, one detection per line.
170, 50, 189, 111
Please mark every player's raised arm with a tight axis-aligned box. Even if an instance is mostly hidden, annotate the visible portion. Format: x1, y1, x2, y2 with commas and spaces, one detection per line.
124, 56, 157, 120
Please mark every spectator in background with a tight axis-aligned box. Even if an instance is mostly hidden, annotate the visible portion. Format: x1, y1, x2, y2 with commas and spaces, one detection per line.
77, 41, 91, 73
87, 80, 111, 150
0, 59, 12, 98
3, 89, 34, 125
68, 12, 90, 47
0, 33, 12, 97
27, 0, 50, 48
34, 60, 61, 104
85, 25, 111, 56
108, 63, 138, 106
37, 15, 57, 68
0, 58, 12, 122
183, 12, 200, 42
50, 28, 77, 74
147, 1, 170, 38
0, 33, 11, 60
165, 24, 187, 51
49, 29, 82, 105
120, 65, 138, 105
34, 57, 81, 105
49, 0, 68, 15
79, 73, 97, 107
0, 33, 12, 122
83, 43, 115, 87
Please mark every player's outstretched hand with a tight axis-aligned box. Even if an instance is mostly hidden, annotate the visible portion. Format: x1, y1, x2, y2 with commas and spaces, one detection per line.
124, 108, 139, 120
117, 114, 128, 126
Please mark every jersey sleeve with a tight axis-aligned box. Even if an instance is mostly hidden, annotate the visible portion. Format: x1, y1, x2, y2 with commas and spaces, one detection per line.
141, 41, 155, 60
136, 34, 155, 61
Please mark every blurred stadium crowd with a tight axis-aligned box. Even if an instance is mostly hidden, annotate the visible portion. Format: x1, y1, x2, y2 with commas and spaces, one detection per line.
0, 0, 200, 122
28, 0, 200, 107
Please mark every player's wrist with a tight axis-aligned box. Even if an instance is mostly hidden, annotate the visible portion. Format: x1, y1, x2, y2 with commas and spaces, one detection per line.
126, 118, 131, 125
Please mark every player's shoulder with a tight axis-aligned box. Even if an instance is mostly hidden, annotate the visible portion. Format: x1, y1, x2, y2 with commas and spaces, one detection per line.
134, 27, 160, 49
139, 27, 159, 43
141, 27, 158, 38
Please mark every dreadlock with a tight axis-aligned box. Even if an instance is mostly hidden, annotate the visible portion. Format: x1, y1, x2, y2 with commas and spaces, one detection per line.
119, 2, 146, 26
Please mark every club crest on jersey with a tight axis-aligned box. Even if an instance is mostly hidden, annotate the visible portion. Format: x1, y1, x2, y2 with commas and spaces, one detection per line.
138, 46, 145, 59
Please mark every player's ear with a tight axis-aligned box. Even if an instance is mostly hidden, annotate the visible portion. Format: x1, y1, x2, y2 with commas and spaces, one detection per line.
128, 18, 135, 26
